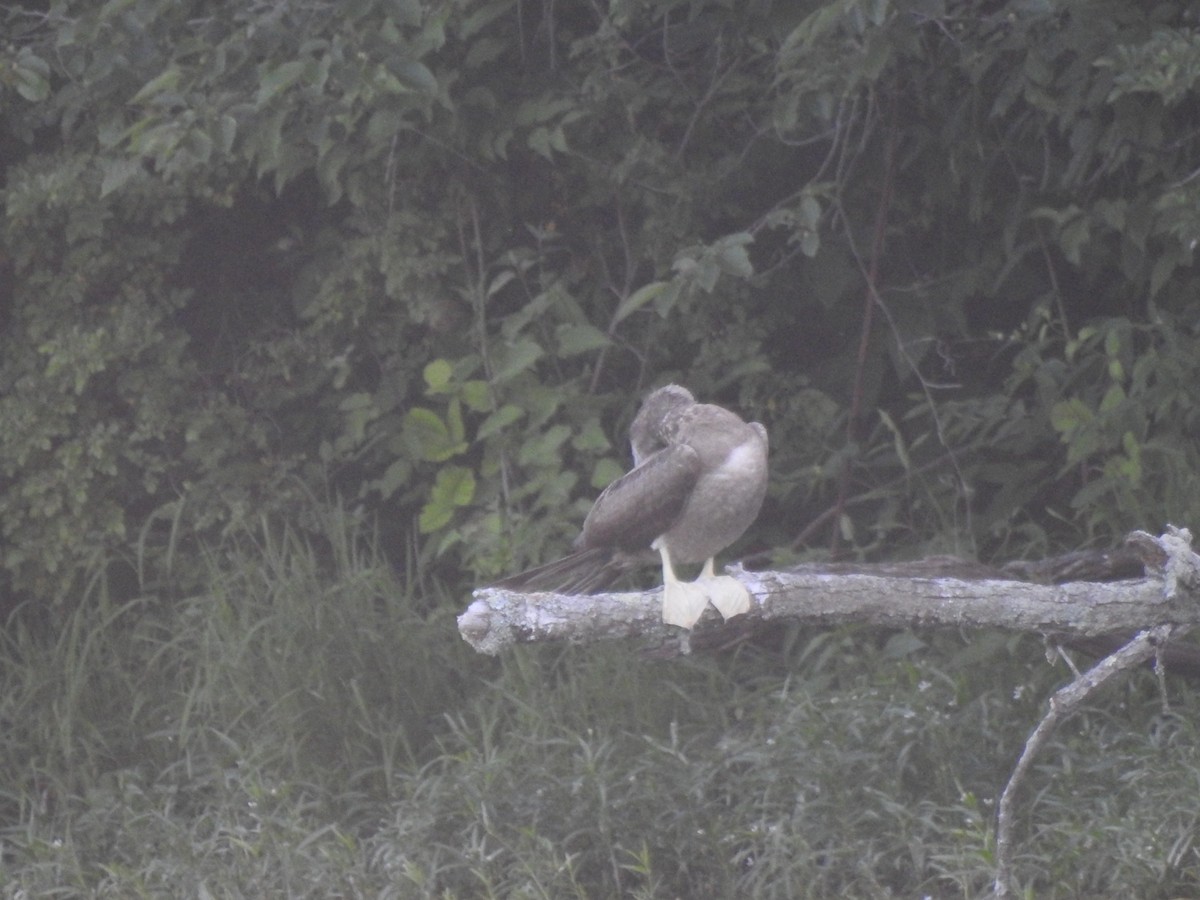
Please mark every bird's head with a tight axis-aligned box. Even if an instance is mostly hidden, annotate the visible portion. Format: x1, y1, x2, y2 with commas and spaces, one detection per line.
630, 384, 695, 464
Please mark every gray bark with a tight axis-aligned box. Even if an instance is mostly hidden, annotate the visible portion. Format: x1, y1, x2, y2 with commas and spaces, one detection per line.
460, 528, 1200, 896
459, 531, 1199, 655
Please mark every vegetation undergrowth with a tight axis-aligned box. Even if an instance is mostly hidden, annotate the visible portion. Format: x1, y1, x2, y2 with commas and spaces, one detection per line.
6, 1, 1200, 896
2, 507, 1199, 898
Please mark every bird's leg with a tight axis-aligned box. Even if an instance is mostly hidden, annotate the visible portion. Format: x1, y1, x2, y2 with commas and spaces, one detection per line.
655, 541, 710, 629
697, 558, 752, 621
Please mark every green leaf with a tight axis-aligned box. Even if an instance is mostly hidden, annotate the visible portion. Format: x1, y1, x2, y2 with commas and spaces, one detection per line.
215, 114, 238, 154
486, 269, 516, 299
1058, 214, 1090, 266
614, 281, 668, 325
714, 232, 755, 279
375, 458, 412, 500
555, 322, 610, 356
338, 392, 379, 446
477, 404, 524, 440
461, 380, 491, 413
418, 500, 452, 533
392, 60, 437, 94
571, 417, 611, 453
130, 66, 182, 105
446, 398, 465, 443
424, 358, 453, 393
878, 409, 911, 473
694, 256, 720, 293
883, 631, 927, 660
256, 60, 307, 106
403, 407, 466, 462
1049, 398, 1092, 438
419, 465, 476, 533
14, 56, 52, 102
1118, 431, 1142, 484
491, 338, 543, 383
1149, 250, 1179, 299
527, 125, 568, 159
461, 0, 512, 39
1099, 384, 1125, 413
365, 108, 405, 147
780, 3, 844, 58
590, 457, 625, 490
248, 106, 287, 177
500, 289, 558, 338
99, 158, 142, 197
518, 425, 571, 466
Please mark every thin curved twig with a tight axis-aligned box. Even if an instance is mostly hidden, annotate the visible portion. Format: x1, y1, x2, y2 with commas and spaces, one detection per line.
992, 622, 1187, 897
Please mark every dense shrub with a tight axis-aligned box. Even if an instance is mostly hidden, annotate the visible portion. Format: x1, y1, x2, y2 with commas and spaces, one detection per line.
5, 1, 1200, 894
5, 0, 1200, 608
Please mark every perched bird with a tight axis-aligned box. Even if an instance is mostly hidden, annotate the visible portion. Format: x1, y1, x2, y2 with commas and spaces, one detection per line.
493, 384, 769, 629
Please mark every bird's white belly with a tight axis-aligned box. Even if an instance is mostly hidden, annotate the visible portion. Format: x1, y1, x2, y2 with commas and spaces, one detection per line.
661, 437, 767, 565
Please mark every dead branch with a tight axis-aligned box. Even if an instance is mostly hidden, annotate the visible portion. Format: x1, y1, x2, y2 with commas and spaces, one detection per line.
459, 531, 1200, 656
990, 526, 1200, 896
991, 622, 1189, 897
460, 528, 1200, 893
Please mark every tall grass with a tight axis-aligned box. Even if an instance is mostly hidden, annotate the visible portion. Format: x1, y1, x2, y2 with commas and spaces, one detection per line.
0, 504, 481, 896
2, 507, 1200, 897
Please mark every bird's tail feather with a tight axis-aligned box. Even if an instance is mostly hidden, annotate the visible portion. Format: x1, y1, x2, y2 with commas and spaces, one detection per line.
489, 547, 627, 594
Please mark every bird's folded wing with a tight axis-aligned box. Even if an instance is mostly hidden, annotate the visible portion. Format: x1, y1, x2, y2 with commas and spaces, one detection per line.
579, 443, 703, 551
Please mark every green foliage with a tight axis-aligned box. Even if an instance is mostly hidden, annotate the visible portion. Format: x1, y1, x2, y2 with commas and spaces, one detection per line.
6, 1, 1200, 892
6, 0, 1200, 603
6, 562, 1200, 898
0, 504, 480, 893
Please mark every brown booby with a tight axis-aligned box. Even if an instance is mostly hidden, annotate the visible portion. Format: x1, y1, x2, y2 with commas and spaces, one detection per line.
493, 384, 768, 629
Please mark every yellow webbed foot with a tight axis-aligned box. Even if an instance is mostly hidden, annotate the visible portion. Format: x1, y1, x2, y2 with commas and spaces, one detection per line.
661, 579, 711, 629
702, 574, 751, 621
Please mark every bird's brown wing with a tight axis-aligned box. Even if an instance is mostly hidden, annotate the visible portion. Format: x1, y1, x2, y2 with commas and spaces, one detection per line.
578, 443, 702, 552
490, 444, 701, 595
